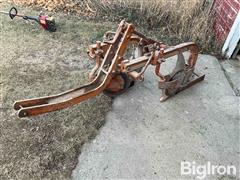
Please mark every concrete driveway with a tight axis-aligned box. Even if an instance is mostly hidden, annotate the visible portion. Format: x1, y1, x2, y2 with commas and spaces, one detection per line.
72, 55, 239, 179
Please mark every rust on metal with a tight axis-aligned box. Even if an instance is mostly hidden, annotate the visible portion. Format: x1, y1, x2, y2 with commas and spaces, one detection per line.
13, 20, 205, 118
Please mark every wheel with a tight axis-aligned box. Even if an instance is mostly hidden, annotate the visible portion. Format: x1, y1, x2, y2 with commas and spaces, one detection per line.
103, 73, 131, 97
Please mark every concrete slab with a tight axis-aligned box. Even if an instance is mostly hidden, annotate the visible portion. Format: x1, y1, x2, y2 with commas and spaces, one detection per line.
72, 55, 239, 179
221, 59, 240, 96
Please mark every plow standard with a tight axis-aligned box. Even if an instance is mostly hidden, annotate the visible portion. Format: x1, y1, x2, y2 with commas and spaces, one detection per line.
14, 20, 205, 118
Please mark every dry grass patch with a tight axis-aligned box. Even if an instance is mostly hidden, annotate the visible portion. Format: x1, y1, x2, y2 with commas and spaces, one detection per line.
13, 0, 218, 53
90, 0, 217, 52
0, 2, 113, 179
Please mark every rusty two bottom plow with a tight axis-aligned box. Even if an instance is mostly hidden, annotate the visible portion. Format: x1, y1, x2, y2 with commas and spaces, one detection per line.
13, 20, 205, 118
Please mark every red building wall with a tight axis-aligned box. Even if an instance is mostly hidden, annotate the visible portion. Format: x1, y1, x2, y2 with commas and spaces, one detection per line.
213, 0, 240, 42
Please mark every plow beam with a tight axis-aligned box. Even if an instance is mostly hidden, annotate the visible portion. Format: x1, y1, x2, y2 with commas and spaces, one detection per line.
13, 20, 205, 118
13, 78, 104, 117
14, 20, 134, 118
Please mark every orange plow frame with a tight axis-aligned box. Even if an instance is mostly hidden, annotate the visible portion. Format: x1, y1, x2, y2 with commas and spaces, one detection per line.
14, 20, 205, 118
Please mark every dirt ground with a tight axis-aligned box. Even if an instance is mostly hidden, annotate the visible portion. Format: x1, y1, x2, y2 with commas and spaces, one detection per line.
0, 2, 114, 179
